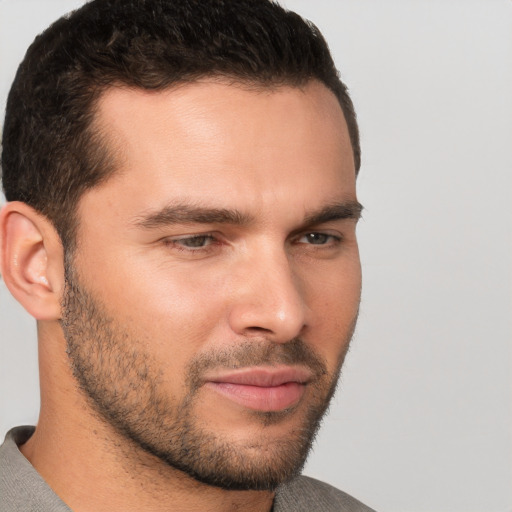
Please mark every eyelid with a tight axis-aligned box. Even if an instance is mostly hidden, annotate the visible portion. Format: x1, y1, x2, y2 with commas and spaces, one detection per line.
293, 229, 343, 243
162, 232, 220, 252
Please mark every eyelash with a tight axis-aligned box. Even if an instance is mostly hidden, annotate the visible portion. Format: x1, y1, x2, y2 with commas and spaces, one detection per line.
296, 232, 342, 246
163, 233, 218, 253
163, 231, 343, 253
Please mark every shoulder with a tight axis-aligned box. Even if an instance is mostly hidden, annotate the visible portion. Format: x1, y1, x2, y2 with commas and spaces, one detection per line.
1, 426, 72, 512
274, 475, 376, 512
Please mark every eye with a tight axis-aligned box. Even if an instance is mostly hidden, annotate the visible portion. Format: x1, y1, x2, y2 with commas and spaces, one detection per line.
164, 234, 217, 251
297, 232, 341, 245
178, 235, 214, 248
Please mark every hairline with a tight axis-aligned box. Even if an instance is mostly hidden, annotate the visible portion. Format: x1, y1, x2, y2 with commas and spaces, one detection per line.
63, 74, 358, 256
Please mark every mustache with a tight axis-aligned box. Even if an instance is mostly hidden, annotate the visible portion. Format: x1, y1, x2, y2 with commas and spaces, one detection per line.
186, 338, 328, 392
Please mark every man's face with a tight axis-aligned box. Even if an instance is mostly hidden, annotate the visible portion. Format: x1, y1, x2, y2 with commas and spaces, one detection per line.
61, 80, 361, 490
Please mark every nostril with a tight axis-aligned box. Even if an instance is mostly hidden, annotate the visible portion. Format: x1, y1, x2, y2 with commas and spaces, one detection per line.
246, 326, 272, 334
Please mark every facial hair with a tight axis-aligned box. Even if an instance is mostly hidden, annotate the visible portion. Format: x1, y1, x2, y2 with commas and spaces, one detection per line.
61, 263, 354, 491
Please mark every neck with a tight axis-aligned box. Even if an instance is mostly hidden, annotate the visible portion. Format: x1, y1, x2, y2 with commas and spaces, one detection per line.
22, 324, 275, 512
22, 394, 275, 512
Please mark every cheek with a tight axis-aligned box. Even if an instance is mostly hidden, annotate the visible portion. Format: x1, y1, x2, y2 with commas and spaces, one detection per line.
303, 258, 361, 367
78, 254, 229, 373
303, 249, 361, 313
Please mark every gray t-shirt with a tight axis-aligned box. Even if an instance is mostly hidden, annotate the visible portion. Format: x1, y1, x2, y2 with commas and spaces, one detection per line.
0, 427, 376, 512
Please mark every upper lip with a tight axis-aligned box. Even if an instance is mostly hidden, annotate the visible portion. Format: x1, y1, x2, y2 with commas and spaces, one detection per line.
205, 366, 313, 387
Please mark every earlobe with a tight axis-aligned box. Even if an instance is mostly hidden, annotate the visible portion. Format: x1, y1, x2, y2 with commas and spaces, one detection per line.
0, 202, 64, 320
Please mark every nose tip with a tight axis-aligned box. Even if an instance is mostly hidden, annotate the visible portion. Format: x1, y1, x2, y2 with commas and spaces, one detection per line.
228, 258, 308, 343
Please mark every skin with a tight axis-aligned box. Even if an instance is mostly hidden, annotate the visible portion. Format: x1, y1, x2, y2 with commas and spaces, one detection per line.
0, 79, 361, 511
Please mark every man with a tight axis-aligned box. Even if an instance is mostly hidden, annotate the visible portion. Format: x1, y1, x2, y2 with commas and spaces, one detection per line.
0, 0, 374, 510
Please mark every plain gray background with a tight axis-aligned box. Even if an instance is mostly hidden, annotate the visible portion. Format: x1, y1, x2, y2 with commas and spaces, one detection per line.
1, 1, 511, 511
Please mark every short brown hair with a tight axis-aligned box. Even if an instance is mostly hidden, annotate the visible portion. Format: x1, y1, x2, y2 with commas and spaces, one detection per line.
2, 0, 360, 249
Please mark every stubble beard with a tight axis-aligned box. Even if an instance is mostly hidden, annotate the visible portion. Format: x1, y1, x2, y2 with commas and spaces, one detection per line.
61, 263, 355, 491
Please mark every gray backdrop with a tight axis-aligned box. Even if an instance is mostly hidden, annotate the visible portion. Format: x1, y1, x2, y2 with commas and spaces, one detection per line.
1, 1, 511, 511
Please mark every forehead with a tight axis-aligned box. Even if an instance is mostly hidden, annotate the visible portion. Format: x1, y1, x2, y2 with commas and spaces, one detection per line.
81, 80, 356, 224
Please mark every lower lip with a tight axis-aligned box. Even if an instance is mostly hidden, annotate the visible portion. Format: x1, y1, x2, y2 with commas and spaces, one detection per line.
205, 381, 306, 412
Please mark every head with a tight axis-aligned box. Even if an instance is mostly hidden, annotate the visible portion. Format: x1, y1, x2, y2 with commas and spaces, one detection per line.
1, 0, 362, 493
2, 0, 360, 252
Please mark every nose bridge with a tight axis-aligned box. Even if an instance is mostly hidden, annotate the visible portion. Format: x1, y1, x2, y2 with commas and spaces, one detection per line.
228, 242, 307, 342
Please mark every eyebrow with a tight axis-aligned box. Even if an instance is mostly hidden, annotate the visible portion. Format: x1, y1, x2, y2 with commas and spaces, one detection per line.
133, 200, 363, 230
303, 201, 364, 226
133, 203, 253, 229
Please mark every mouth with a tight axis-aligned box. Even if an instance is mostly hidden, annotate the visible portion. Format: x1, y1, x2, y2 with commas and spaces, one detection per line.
203, 366, 313, 412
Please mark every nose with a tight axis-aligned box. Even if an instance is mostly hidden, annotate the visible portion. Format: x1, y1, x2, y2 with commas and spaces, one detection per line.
227, 247, 308, 343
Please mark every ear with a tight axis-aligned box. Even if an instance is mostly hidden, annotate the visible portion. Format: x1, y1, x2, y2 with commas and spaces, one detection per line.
0, 201, 65, 320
